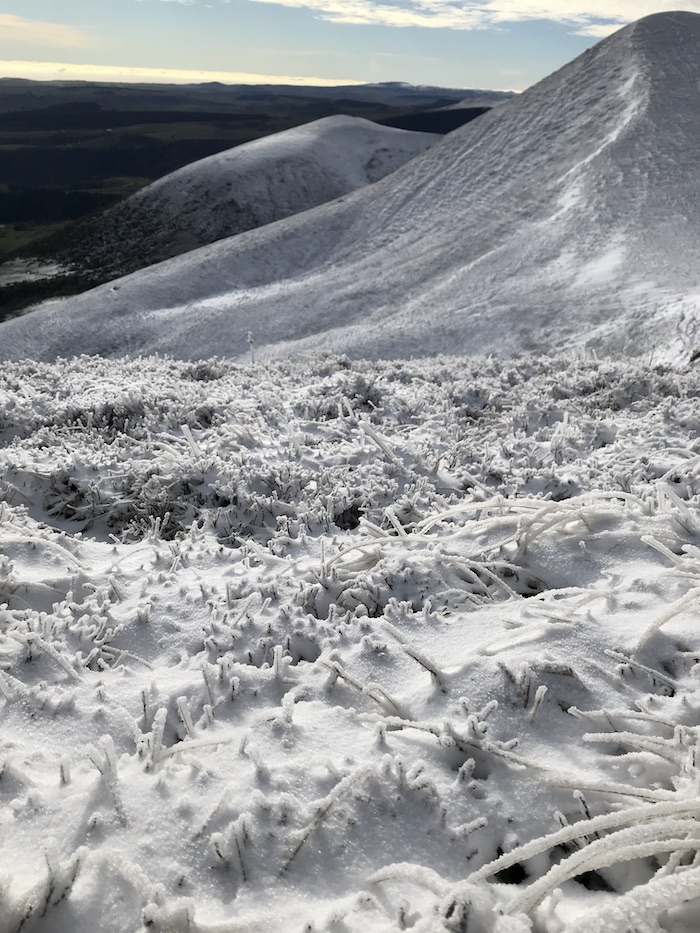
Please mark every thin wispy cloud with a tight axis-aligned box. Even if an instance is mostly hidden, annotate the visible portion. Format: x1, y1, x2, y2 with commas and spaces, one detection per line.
245, 0, 700, 35
0, 13, 88, 47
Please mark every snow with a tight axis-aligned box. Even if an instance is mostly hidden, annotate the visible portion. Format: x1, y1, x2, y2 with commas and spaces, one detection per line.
3, 351, 700, 931
3, 13, 700, 363
0, 259, 67, 287
70, 115, 439, 275
3, 12, 700, 932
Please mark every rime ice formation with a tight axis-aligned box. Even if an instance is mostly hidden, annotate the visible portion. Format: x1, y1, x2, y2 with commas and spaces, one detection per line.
2, 353, 700, 931
67, 116, 439, 276
1, 13, 700, 363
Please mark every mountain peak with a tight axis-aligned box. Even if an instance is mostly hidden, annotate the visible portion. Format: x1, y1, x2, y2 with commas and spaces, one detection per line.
628, 9, 700, 49
2, 13, 700, 364
56, 116, 439, 280
633, 8, 700, 27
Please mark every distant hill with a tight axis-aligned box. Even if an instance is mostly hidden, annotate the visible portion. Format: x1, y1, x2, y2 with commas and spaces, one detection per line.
60, 116, 439, 278
0, 78, 500, 313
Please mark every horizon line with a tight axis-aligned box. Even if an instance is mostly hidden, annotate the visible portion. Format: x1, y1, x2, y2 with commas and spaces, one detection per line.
0, 59, 369, 87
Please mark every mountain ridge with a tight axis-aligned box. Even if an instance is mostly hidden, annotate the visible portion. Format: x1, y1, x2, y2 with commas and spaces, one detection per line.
60, 115, 439, 278
1, 11, 699, 363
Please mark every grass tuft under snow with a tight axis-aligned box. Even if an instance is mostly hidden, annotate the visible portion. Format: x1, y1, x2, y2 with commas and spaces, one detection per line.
2, 353, 700, 932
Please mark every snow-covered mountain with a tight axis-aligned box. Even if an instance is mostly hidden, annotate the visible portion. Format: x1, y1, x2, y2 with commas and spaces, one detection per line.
2, 11, 700, 363
64, 116, 439, 277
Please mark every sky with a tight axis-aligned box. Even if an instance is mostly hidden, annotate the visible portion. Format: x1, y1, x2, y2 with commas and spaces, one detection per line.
0, 1, 695, 91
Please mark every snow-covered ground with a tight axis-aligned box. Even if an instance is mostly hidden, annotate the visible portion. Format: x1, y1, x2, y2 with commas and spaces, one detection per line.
2, 12, 700, 364
3, 351, 700, 932
3, 12, 700, 931
67, 116, 439, 277
0, 260, 67, 288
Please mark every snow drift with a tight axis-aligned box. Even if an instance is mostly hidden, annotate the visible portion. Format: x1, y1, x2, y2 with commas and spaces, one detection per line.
2, 11, 700, 363
64, 115, 439, 278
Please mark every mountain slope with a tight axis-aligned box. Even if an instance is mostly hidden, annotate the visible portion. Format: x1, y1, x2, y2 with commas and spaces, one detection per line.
63, 116, 439, 277
2, 11, 700, 363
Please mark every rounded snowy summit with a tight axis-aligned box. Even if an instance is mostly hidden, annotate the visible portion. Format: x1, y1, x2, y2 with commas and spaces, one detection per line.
70, 115, 439, 276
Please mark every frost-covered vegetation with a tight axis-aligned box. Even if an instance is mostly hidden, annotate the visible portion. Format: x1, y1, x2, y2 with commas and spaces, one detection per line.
2, 353, 700, 932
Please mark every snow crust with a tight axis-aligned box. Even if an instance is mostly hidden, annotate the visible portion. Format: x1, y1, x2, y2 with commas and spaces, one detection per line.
3, 351, 700, 931
3, 13, 700, 363
73, 116, 439, 275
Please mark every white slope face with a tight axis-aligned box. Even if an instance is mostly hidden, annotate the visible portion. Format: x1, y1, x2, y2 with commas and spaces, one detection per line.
2, 11, 700, 363
72, 115, 440, 274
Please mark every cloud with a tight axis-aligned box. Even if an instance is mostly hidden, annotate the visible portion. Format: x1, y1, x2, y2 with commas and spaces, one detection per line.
245, 0, 700, 36
0, 59, 365, 86
575, 22, 621, 37
247, 0, 490, 28
0, 13, 89, 48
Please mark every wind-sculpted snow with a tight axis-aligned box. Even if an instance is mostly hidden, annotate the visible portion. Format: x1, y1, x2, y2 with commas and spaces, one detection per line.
2, 353, 700, 931
3, 12, 700, 363
65, 116, 439, 278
